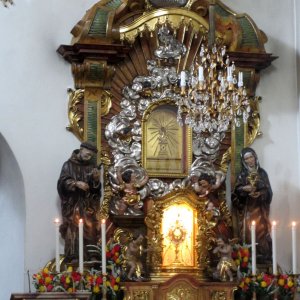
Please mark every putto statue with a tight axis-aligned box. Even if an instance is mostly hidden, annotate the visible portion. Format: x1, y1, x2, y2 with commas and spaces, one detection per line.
109, 157, 149, 216
213, 237, 237, 282
232, 147, 273, 261
125, 233, 147, 281
57, 141, 101, 262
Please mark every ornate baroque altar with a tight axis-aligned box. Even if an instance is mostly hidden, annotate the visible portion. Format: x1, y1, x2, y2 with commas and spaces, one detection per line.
55, 0, 276, 299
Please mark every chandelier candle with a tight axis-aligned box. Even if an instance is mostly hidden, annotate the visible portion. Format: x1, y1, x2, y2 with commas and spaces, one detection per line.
198, 66, 204, 82
292, 222, 297, 274
79, 219, 84, 273
101, 219, 106, 274
54, 218, 60, 273
272, 221, 277, 274
251, 221, 256, 275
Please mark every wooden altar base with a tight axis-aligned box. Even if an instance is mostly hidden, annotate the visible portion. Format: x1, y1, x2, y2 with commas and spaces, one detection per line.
10, 292, 92, 300
121, 274, 237, 300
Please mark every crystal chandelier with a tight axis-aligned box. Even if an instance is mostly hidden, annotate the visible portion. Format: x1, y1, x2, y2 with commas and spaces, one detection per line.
178, 41, 250, 134
1, 0, 13, 7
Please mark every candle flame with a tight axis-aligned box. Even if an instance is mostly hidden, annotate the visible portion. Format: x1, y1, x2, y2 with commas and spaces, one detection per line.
54, 218, 60, 224
252, 220, 256, 225
272, 221, 277, 226
79, 218, 83, 224
292, 221, 296, 227
101, 219, 106, 224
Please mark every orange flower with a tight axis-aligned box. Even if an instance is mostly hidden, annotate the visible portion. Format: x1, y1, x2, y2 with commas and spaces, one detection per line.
278, 278, 285, 286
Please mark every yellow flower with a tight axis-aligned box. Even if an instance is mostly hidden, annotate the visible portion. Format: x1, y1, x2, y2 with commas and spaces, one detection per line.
67, 288, 74, 293
260, 281, 267, 288
67, 266, 73, 272
243, 257, 248, 263
235, 259, 240, 265
93, 286, 100, 293
239, 282, 245, 288
106, 281, 111, 287
43, 268, 49, 274
116, 258, 121, 264
114, 285, 119, 291
38, 286, 46, 292
245, 277, 251, 284
287, 280, 294, 288
116, 277, 120, 283
278, 279, 285, 286
36, 274, 41, 280
66, 277, 71, 284
45, 276, 52, 284
257, 275, 262, 281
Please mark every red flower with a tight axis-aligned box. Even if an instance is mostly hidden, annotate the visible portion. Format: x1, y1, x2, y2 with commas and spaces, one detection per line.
60, 275, 66, 283
47, 285, 54, 292
95, 276, 103, 285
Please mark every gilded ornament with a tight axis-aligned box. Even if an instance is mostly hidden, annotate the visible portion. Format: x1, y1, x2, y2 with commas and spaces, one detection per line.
66, 88, 84, 141
166, 284, 194, 300
100, 90, 112, 116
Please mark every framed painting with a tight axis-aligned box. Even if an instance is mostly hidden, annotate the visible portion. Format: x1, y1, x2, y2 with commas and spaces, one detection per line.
142, 100, 192, 178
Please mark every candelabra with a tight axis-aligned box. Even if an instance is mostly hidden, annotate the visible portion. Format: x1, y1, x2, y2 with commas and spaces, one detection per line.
178, 41, 251, 134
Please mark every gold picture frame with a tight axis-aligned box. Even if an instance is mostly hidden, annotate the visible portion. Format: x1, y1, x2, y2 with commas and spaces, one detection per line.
142, 100, 192, 178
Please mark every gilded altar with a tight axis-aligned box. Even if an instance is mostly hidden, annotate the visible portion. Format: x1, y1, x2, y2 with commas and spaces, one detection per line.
56, 0, 276, 298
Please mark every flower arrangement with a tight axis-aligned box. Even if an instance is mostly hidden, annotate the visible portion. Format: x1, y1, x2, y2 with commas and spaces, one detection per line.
231, 244, 251, 274
236, 272, 298, 300
32, 267, 56, 292
32, 266, 121, 298
277, 274, 296, 298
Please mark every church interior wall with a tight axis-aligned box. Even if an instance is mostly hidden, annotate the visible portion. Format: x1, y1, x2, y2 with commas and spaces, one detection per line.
0, 0, 299, 298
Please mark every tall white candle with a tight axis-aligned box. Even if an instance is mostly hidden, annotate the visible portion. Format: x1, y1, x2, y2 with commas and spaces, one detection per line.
292, 221, 297, 274
251, 221, 256, 275
180, 71, 186, 87
272, 221, 277, 274
101, 219, 106, 274
79, 218, 84, 273
54, 218, 60, 273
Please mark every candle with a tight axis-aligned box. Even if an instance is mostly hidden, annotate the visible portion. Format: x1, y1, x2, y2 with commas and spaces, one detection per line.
292, 221, 297, 274
227, 66, 233, 82
198, 66, 204, 81
251, 221, 256, 275
54, 218, 60, 273
238, 71, 243, 87
272, 221, 277, 274
180, 71, 186, 87
79, 219, 84, 273
101, 219, 106, 274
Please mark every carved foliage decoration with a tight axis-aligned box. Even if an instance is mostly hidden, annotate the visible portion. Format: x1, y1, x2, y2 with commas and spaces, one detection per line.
67, 88, 84, 141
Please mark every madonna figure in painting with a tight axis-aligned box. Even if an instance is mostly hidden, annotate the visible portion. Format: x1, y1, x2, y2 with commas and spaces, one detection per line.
232, 147, 273, 262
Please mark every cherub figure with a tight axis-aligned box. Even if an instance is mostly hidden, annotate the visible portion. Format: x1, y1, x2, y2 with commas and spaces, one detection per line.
114, 167, 149, 215
212, 237, 237, 282
125, 234, 146, 281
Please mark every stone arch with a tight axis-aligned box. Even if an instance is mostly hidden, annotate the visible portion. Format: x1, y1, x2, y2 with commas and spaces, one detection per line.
0, 133, 25, 299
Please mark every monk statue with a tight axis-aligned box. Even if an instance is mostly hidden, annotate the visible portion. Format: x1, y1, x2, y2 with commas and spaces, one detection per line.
57, 141, 101, 262
232, 147, 273, 262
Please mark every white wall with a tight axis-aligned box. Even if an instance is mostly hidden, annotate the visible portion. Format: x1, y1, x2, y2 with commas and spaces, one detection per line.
0, 0, 299, 298
0, 1, 96, 298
